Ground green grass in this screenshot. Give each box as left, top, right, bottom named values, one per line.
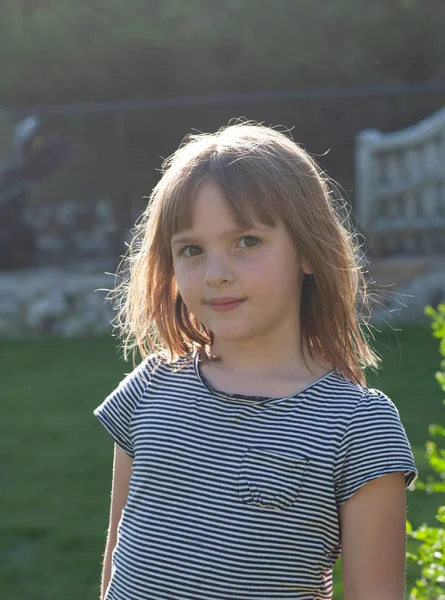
left=1, top=323, right=443, bottom=599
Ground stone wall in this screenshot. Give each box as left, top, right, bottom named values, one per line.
left=0, top=256, right=444, bottom=339
left=0, top=261, right=115, bottom=338
left=23, top=197, right=119, bottom=266
left=366, top=255, right=445, bottom=324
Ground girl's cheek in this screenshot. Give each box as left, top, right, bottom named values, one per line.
left=175, top=261, right=205, bottom=293
left=175, top=269, right=197, bottom=294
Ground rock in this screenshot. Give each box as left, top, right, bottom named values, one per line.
left=0, top=262, right=115, bottom=338
left=27, top=290, right=68, bottom=330
left=370, top=265, right=445, bottom=325
left=0, top=292, right=20, bottom=319
left=20, top=198, right=118, bottom=266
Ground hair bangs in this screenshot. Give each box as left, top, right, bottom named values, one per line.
left=156, top=167, right=204, bottom=245
left=209, top=152, right=282, bottom=229
left=158, top=150, right=283, bottom=252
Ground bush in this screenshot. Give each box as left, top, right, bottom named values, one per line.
left=407, top=304, right=445, bottom=599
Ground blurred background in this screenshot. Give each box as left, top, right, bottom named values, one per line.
left=1, top=1, right=445, bottom=598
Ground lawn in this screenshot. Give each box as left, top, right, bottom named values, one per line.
left=1, top=323, right=443, bottom=599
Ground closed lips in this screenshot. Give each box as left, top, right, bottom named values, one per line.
left=207, top=297, right=245, bottom=305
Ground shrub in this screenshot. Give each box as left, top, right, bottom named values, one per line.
left=406, top=304, right=445, bottom=599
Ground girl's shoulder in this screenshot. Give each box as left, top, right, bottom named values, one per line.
left=128, top=351, right=195, bottom=385
left=327, top=368, right=368, bottom=400
left=328, top=370, right=402, bottom=417
left=93, top=352, right=195, bottom=457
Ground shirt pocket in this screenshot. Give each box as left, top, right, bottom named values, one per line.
left=237, top=446, right=310, bottom=510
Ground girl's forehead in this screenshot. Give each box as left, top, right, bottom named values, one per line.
left=170, top=181, right=277, bottom=237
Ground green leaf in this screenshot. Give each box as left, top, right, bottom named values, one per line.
left=429, top=424, right=445, bottom=437
left=425, top=305, right=437, bottom=318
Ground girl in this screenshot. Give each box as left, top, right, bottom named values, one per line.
left=94, top=122, right=418, bottom=600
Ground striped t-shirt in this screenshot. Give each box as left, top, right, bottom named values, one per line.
left=94, top=352, right=418, bottom=600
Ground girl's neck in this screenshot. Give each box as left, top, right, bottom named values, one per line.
left=200, top=339, right=333, bottom=400
left=208, top=334, right=331, bottom=379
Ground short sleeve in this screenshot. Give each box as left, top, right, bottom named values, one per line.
left=334, top=388, right=418, bottom=506
left=93, top=356, right=157, bottom=457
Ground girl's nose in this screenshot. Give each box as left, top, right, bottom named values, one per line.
left=205, top=266, right=234, bottom=287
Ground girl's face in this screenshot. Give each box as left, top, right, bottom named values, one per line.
left=171, top=180, right=312, bottom=347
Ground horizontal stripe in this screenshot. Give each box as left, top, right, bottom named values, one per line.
left=94, top=352, right=418, bottom=599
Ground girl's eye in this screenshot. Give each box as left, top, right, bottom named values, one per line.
left=238, top=236, right=261, bottom=249
left=180, top=245, right=202, bottom=257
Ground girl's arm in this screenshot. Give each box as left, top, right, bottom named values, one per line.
left=101, top=443, right=133, bottom=600
left=338, top=472, right=407, bottom=599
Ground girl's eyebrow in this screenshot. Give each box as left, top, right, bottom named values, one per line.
left=171, top=226, right=269, bottom=246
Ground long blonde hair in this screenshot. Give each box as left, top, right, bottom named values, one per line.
left=110, top=121, right=380, bottom=385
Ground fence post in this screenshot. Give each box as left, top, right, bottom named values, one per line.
left=354, top=129, right=380, bottom=237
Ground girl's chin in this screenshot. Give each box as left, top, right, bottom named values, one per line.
left=208, top=327, right=255, bottom=344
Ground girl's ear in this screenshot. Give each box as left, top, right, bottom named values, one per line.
left=301, top=256, right=313, bottom=275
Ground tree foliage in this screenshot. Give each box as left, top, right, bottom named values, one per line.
left=1, top=0, right=445, bottom=107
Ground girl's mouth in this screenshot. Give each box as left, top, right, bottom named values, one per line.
left=207, top=298, right=246, bottom=312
